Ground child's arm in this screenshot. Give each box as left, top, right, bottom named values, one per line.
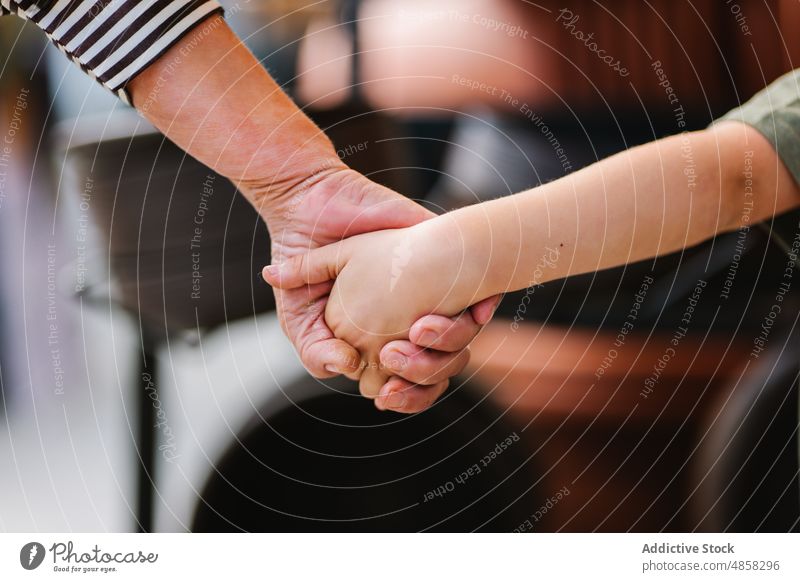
left=438, top=121, right=800, bottom=300
left=264, top=121, right=800, bottom=404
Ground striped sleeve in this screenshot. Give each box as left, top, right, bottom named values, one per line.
left=0, top=0, right=224, bottom=104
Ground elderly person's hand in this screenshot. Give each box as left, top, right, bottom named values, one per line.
left=259, top=167, right=498, bottom=412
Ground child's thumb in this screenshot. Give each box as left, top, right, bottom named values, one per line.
left=262, top=244, right=345, bottom=289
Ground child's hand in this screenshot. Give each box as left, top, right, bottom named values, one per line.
left=263, top=216, right=491, bottom=407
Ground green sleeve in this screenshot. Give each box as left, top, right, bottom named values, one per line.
left=715, top=69, right=800, bottom=187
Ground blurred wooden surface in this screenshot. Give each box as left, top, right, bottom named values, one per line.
left=467, top=319, right=750, bottom=531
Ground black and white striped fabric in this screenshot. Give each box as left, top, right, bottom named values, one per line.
left=0, top=0, right=224, bottom=104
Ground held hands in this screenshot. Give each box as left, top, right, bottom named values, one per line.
left=264, top=211, right=496, bottom=410
left=250, top=165, right=498, bottom=414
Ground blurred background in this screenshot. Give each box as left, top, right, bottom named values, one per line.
left=0, top=0, right=799, bottom=532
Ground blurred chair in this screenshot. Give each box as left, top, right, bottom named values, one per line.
left=59, top=111, right=275, bottom=531
left=61, top=113, right=274, bottom=339
left=193, top=376, right=538, bottom=532
left=692, top=319, right=800, bottom=532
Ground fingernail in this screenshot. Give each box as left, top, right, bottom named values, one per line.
left=381, top=391, right=407, bottom=411
left=264, top=265, right=279, bottom=278
left=417, top=329, right=437, bottom=346
left=386, top=350, right=408, bottom=371
left=324, top=364, right=340, bottom=374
